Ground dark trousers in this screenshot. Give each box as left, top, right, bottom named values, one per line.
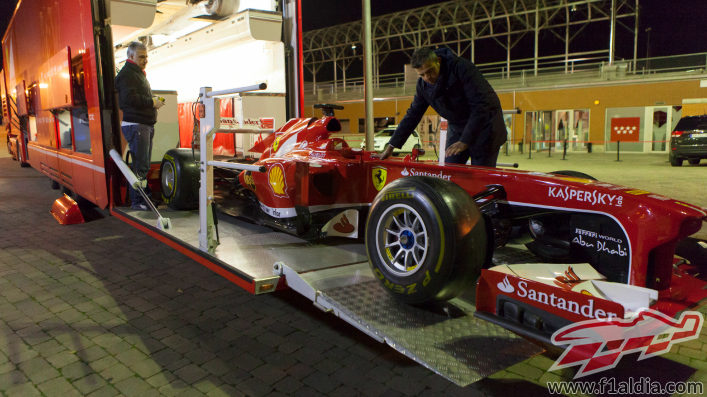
left=121, top=124, right=154, bottom=205
left=444, top=124, right=500, bottom=167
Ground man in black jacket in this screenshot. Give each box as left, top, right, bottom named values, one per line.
left=115, top=41, right=164, bottom=210
left=377, top=47, right=506, bottom=166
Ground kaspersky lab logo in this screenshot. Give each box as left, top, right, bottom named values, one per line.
left=550, top=309, right=704, bottom=378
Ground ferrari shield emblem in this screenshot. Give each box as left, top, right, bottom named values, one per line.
left=372, top=166, right=387, bottom=191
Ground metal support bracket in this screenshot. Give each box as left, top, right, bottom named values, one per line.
left=109, top=148, right=172, bottom=230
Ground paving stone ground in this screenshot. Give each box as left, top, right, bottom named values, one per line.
left=0, top=153, right=705, bottom=397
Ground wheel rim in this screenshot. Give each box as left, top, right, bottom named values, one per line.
left=374, top=203, right=428, bottom=277
left=161, top=162, right=175, bottom=198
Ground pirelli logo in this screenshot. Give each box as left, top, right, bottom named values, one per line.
left=381, top=188, right=415, bottom=201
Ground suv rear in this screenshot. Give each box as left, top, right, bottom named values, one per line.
left=670, top=115, right=707, bottom=166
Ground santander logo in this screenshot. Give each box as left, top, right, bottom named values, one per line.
left=497, top=276, right=515, bottom=293
left=494, top=274, right=620, bottom=320
left=400, top=167, right=451, bottom=180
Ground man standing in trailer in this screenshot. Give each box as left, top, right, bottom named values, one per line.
left=377, top=47, right=507, bottom=166
left=115, top=41, right=165, bottom=210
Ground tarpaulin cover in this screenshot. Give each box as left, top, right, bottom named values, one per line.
left=178, top=99, right=235, bottom=156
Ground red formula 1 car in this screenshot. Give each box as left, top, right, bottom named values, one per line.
left=161, top=104, right=707, bottom=342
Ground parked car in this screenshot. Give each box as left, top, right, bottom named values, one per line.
left=669, top=115, right=707, bottom=166
left=360, top=125, right=421, bottom=154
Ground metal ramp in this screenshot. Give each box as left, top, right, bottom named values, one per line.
left=275, top=260, right=543, bottom=386
left=118, top=199, right=544, bottom=385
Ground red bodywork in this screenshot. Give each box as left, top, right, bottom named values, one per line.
left=3, top=0, right=110, bottom=208
left=240, top=115, right=706, bottom=326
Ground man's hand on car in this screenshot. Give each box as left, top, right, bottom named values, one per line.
left=445, top=141, right=469, bottom=157
left=371, top=144, right=394, bottom=160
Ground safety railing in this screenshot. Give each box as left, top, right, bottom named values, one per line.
left=306, top=52, right=707, bottom=103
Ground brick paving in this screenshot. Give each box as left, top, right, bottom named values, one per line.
left=0, top=154, right=705, bottom=396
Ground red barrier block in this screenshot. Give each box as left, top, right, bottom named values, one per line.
left=50, top=194, right=85, bottom=225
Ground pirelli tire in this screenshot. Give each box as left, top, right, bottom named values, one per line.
left=365, top=176, right=488, bottom=304
left=160, top=148, right=199, bottom=210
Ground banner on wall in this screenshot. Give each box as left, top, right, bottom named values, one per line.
left=610, top=117, right=640, bottom=142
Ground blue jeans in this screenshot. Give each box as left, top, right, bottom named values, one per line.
left=121, top=124, right=154, bottom=205
left=444, top=123, right=500, bottom=167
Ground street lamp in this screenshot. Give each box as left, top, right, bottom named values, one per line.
left=645, top=27, right=652, bottom=71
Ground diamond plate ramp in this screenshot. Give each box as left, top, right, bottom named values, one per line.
left=321, top=280, right=542, bottom=386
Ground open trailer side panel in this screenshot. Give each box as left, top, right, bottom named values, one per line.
left=2, top=0, right=116, bottom=208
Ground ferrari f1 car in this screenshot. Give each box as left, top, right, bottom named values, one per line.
left=160, top=104, right=707, bottom=342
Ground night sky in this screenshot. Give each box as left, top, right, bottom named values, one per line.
left=1, top=0, right=706, bottom=69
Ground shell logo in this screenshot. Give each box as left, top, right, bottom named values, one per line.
left=268, top=164, right=287, bottom=196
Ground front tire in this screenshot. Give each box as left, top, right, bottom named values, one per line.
left=525, top=214, right=574, bottom=262
left=160, top=149, right=199, bottom=210
left=365, top=176, right=487, bottom=304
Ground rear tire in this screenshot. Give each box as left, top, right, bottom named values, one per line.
left=160, top=149, right=199, bottom=210
left=688, top=158, right=700, bottom=165
left=365, top=176, right=487, bottom=304
left=670, top=153, right=683, bottom=166
left=17, top=141, right=30, bottom=167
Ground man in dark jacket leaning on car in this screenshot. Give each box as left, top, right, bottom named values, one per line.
left=377, top=47, right=507, bottom=166
left=115, top=41, right=165, bottom=210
